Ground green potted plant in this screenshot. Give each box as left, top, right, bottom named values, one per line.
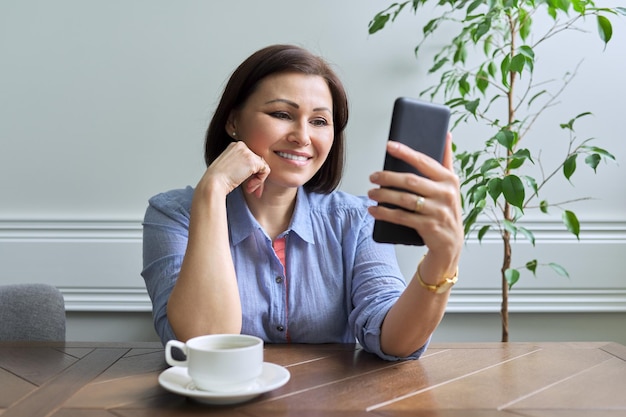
left=369, top=0, right=624, bottom=341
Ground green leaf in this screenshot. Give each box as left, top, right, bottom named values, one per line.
left=561, top=112, right=592, bottom=130
left=505, top=268, right=520, bottom=289
left=471, top=185, right=488, bottom=204
left=528, top=90, right=547, bottom=107
left=368, top=14, right=390, bottom=34
left=518, top=45, right=534, bottom=72
left=519, top=10, right=532, bottom=41
left=507, top=158, right=524, bottom=170
left=515, top=149, right=534, bottom=163
left=465, top=99, right=480, bottom=115
left=423, top=18, right=439, bottom=36
left=473, top=17, right=491, bottom=42
left=508, top=149, right=533, bottom=170
left=554, top=0, right=569, bottom=12
left=518, top=226, right=536, bottom=246
left=476, top=70, right=489, bottom=94
left=467, top=0, right=483, bottom=15
left=454, top=42, right=467, bottom=64
left=463, top=207, right=482, bottom=236
left=585, top=154, right=601, bottom=172
left=477, top=225, right=490, bottom=243
left=518, top=45, right=535, bottom=60
left=571, top=0, right=586, bottom=14
left=581, top=145, right=615, bottom=160
left=368, top=2, right=409, bottom=34
left=522, top=175, right=538, bottom=195
left=597, top=15, right=612, bottom=44
left=503, top=219, right=517, bottom=237
left=563, top=154, right=577, bottom=181
left=458, top=153, right=471, bottom=171
left=510, top=53, right=526, bottom=74
left=549, top=262, right=570, bottom=278
left=526, top=259, right=538, bottom=276
left=483, top=34, right=493, bottom=56
left=459, top=75, right=471, bottom=97
left=480, top=158, right=501, bottom=174
left=500, top=55, right=511, bottom=88
left=540, top=200, right=549, bottom=214
left=487, top=177, right=502, bottom=203
left=511, top=205, right=524, bottom=222
left=495, top=130, right=515, bottom=151
left=429, top=58, right=449, bottom=73
left=487, top=61, right=497, bottom=78
left=562, top=210, right=580, bottom=240
left=461, top=172, right=483, bottom=188
left=502, top=174, right=525, bottom=210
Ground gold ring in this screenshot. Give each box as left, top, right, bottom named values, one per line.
left=414, top=195, right=425, bottom=213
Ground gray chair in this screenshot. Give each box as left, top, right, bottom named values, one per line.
left=0, top=283, right=66, bottom=341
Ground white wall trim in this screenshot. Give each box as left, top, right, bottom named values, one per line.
left=1, top=218, right=146, bottom=312
left=3, top=217, right=624, bottom=241
left=60, top=287, right=152, bottom=312
left=466, top=218, right=626, bottom=243
left=2, top=218, right=625, bottom=313
left=0, top=219, right=142, bottom=240
left=447, top=288, right=626, bottom=313
left=56, top=287, right=626, bottom=313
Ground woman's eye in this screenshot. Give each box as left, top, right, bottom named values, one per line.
left=271, top=111, right=291, bottom=120
left=311, top=118, right=329, bottom=127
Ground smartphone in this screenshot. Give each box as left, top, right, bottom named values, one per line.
left=372, top=97, right=451, bottom=245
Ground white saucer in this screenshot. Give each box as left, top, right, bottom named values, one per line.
left=158, top=362, right=290, bottom=405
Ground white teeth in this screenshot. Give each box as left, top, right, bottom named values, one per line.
left=276, top=152, right=308, bottom=161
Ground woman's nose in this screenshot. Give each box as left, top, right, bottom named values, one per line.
left=287, top=121, right=311, bottom=146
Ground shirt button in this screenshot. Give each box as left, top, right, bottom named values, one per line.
left=275, top=276, right=284, bottom=284
left=276, top=325, right=284, bottom=332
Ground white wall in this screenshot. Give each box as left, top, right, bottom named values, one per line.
left=1, top=1, right=625, bottom=343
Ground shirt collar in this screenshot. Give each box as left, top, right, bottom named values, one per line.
left=227, top=187, right=315, bottom=245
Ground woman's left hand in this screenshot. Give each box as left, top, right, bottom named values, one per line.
left=367, top=133, right=463, bottom=259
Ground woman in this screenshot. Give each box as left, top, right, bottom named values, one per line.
left=142, top=44, right=463, bottom=360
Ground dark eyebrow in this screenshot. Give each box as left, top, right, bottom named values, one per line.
left=265, top=98, right=331, bottom=114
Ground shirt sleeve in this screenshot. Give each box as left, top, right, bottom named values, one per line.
left=141, top=188, right=193, bottom=345
left=348, top=213, right=429, bottom=361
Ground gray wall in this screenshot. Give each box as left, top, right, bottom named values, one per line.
left=2, top=1, right=625, bottom=344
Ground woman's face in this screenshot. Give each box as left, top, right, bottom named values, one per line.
left=226, top=72, right=334, bottom=191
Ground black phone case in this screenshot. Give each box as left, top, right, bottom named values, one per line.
left=372, top=97, right=451, bottom=245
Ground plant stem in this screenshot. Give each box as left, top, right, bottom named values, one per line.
left=500, top=11, right=519, bottom=343
left=501, top=217, right=511, bottom=343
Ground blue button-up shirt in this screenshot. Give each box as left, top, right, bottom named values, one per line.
left=141, top=186, right=427, bottom=360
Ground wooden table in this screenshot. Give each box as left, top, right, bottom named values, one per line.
left=1, top=341, right=625, bottom=416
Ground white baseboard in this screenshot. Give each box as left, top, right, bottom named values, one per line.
left=2, top=218, right=625, bottom=313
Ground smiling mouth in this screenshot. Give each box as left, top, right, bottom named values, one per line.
left=275, top=151, right=310, bottom=162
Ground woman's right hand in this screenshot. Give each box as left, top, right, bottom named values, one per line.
left=196, top=141, right=271, bottom=199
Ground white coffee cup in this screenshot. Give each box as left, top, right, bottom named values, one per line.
left=165, top=334, right=263, bottom=393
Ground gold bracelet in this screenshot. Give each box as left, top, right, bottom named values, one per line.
left=416, top=255, right=458, bottom=294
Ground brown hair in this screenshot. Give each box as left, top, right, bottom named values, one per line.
left=204, top=44, right=349, bottom=193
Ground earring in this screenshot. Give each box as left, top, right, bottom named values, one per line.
left=232, top=131, right=237, bottom=137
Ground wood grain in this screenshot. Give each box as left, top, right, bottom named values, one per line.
left=1, top=341, right=624, bottom=417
